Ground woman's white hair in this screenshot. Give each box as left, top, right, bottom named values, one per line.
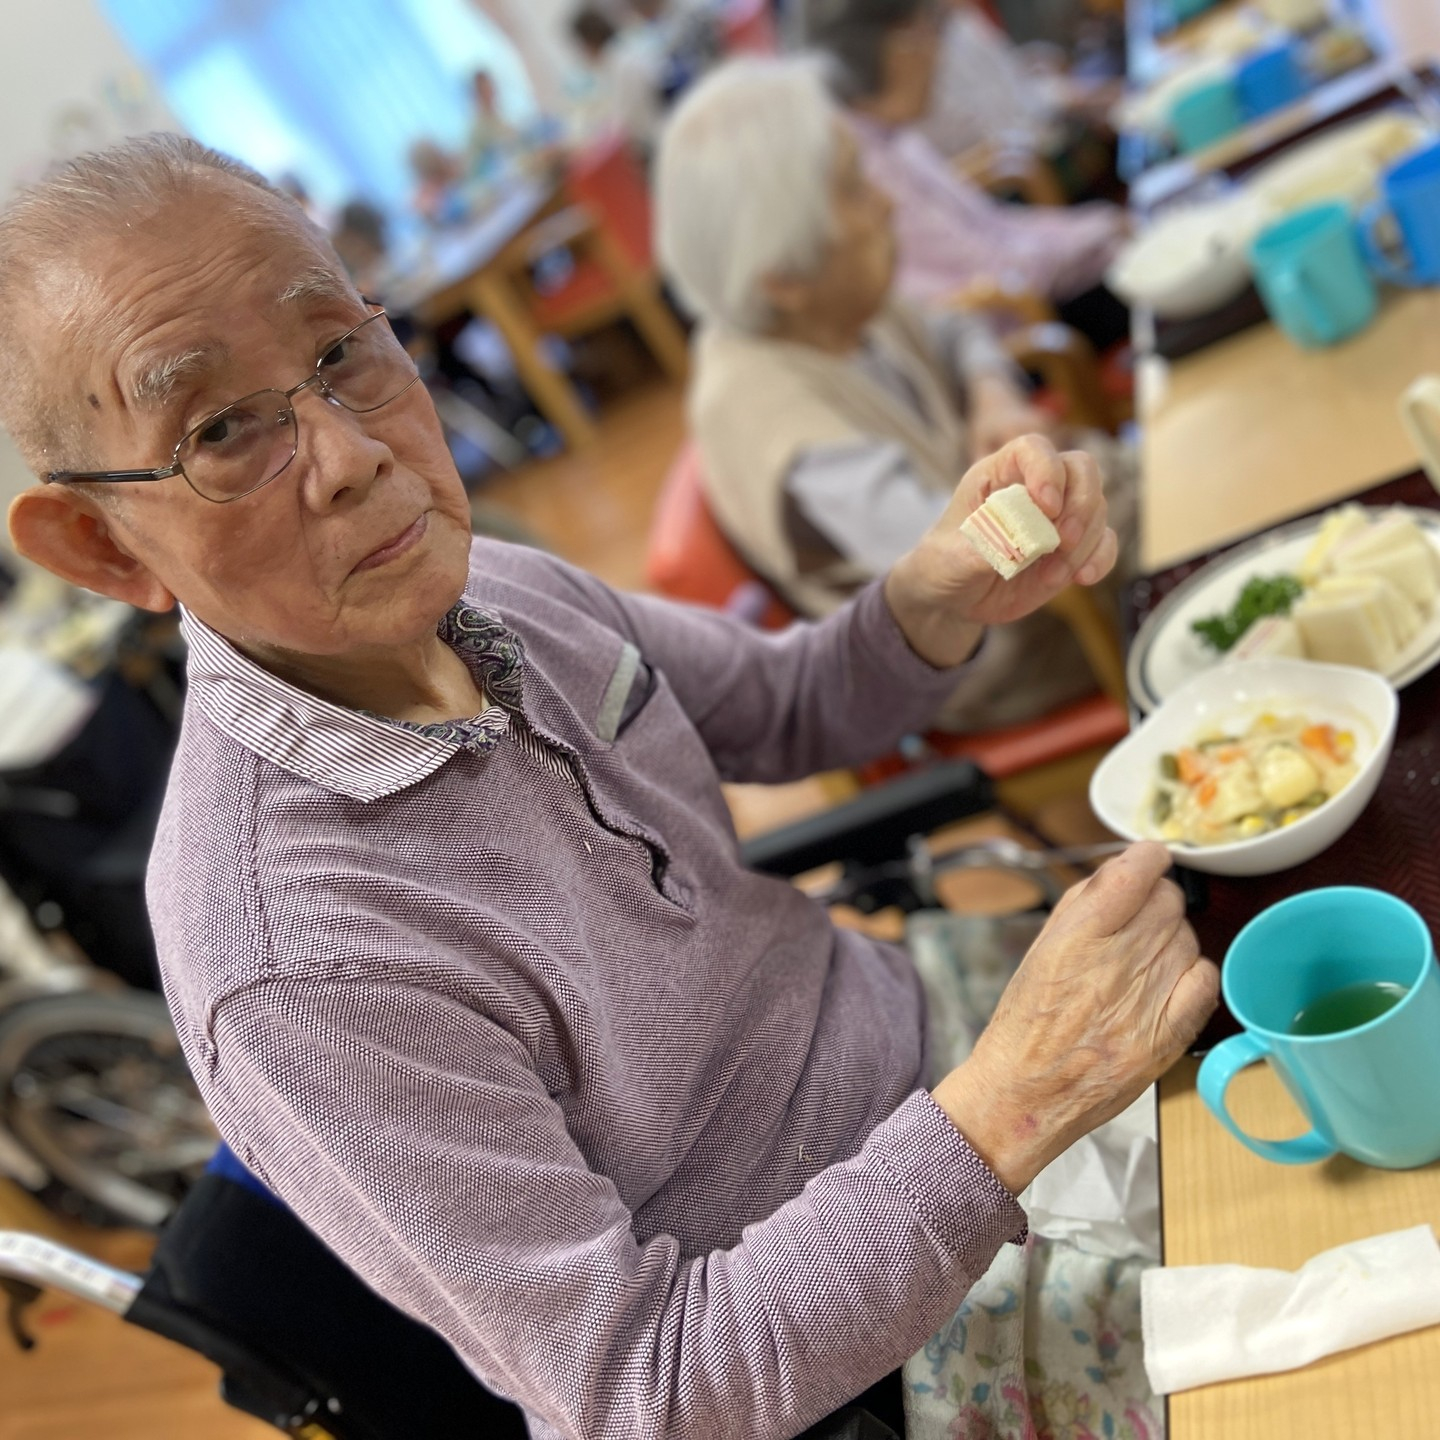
left=655, top=57, right=838, bottom=333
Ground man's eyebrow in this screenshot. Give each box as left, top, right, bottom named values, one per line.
left=277, top=266, right=357, bottom=309
left=129, top=341, right=230, bottom=409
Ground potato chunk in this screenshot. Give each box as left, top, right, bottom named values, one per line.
left=1257, top=744, right=1321, bottom=811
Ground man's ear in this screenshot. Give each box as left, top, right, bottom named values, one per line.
left=7, top=486, right=175, bottom=612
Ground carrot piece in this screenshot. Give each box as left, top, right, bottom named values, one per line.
left=1195, top=777, right=1218, bottom=809
left=1300, top=724, right=1339, bottom=761
left=1177, top=749, right=1208, bottom=785
left=1215, top=746, right=1244, bottom=764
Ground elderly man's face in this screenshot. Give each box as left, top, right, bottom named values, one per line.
left=19, top=183, right=473, bottom=660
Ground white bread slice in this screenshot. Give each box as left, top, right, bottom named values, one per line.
left=1232, top=615, right=1304, bottom=660
left=1330, top=518, right=1439, bottom=609
left=1300, top=504, right=1369, bottom=583
left=1294, top=578, right=1399, bottom=670
left=959, top=484, right=1061, bottom=580
left=1312, top=572, right=1417, bottom=649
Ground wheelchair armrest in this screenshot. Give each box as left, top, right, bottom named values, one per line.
left=740, top=761, right=993, bottom=877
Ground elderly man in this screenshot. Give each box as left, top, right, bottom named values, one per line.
left=2, top=136, right=1214, bottom=1440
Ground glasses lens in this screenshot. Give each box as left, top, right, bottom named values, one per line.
left=178, top=391, right=298, bottom=502
left=316, top=313, right=419, bottom=414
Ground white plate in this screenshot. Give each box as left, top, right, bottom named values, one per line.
left=1128, top=506, right=1440, bottom=713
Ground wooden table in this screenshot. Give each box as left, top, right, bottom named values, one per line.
left=1159, top=1057, right=1440, bottom=1439
left=1130, top=57, right=1439, bottom=214
left=386, top=179, right=602, bottom=452
left=1139, top=285, right=1440, bottom=570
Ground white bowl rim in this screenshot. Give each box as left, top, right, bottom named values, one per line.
left=1091, top=659, right=1399, bottom=858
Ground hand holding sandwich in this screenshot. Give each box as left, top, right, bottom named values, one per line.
left=885, top=435, right=1118, bottom=668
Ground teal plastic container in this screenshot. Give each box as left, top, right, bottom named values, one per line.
left=1249, top=201, right=1378, bottom=347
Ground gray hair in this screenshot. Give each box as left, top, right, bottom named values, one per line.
left=655, top=58, right=839, bottom=333
left=0, top=133, right=311, bottom=477
left=795, top=0, right=931, bottom=102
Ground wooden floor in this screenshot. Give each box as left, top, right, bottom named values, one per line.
left=0, top=376, right=1111, bottom=1438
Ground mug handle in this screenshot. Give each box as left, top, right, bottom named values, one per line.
left=1271, top=266, right=1337, bottom=346
left=1197, top=1032, right=1338, bottom=1164
left=1359, top=197, right=1418, bottom=288
left=1401, top=375, right=1440, bottom=495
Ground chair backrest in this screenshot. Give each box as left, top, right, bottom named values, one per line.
left=127, top=1166, right=528, bottom=1439
left=722, top=0, right=779, bottom=54
left=565, top=130, right=654, bottom=272
left=645, top=442, right=794, bottom=629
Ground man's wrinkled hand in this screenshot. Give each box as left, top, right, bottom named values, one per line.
left=884, top=434, right=1118, bottom=668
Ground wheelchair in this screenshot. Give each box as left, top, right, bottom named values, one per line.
left=1, top=759, right=1110, bottom=1440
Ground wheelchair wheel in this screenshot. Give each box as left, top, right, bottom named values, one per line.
left=0, top=990, right=215, bottom=1229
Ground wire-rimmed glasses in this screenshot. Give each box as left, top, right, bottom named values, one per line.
left=46, top=309, right=421, bottom=504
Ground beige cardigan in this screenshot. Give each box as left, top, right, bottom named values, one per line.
left=689, top=303, right=1129, bottom=731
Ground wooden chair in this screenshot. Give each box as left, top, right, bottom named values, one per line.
left=494, top=134, right=689, bottom=426
left=949, top=280, right=1134, bottom=432
left=955, top=140, right=1068, bottom=207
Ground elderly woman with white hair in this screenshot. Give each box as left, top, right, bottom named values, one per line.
left=657, top=58, right=1134, bottom=733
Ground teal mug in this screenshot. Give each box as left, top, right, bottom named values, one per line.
left=1249, top=201, right=1378, bottom=348
left=1198, top=888, right=1440, bottom=1169
left=1170, top=77, right=1243, bottom=153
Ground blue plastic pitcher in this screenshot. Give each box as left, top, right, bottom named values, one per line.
left=1360, top=139, right=1440, bottom=287
left=1236, top=41, right=1308, bottom=120
left=1198, top=888, right=1440, bottom=1169
left=1250, top=202, right=1378, bottom=347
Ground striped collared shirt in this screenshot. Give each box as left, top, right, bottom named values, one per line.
left=150, top=538, right=1025, bottom=1440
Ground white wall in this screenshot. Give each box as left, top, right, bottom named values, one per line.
left=0, top=0, right=177, bottom=562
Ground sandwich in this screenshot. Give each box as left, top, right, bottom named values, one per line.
left=1300, top=505, right=1370, bottom=583
left=1231, top=615, right=1304, bottom=660
left=1329, top=512, right=1439, bottom=609
left=960, top=484, right=1061, bottom=580
left=1294, top=575, right=1400, bottom=671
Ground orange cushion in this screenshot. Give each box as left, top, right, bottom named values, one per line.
left=645, top=443, right=792, bottom=628
left=858, top=693, right=1130, bottom=785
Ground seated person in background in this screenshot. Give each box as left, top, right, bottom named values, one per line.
left=407, top=138, right=466, bottom=227
left=657, top=58, right=1135, bottom=733
left=921, top=0, right=1123, bottom=202
left=331, top=199, right=390, bottom=298
left=465, top=69, right=521, bottom=182
left=5, top=133, right=1213, bottom=1440
left=570, top=5, right=664, bottom=154
left=797, top=0, right=1131, bottom=352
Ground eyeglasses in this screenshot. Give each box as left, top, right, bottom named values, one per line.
left=46, top=309, right=421, bottom=505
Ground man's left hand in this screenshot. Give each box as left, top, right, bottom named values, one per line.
left=884, top=434, right=1117, bottom=669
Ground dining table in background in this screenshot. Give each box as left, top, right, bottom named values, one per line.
left=385, top=177, right=601, bottom=453
left=1128, top=469, right=1440, bottom=1440
left=1138, top=284, right=1440, bottom=570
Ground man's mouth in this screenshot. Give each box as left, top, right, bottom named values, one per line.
left=353, top=513, right=429, bottom=574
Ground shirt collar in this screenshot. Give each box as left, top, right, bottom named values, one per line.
left=180, top=599, right=526, bottom=804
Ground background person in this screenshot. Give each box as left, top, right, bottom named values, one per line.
left=797, top=0, right=1132, bottom=351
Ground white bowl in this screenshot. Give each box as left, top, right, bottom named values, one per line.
left=1089, top=659, right=1398, bottom=876
left=1107, top=195, right=1270, bottom=319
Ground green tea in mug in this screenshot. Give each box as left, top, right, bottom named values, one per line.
left=1290, top=980, right=1409, bottom=1036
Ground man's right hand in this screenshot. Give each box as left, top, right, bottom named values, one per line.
left=931, top=841, right=1218, bottom=1195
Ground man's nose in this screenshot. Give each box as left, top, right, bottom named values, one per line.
left=291, top=387, right=392, bottom=509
